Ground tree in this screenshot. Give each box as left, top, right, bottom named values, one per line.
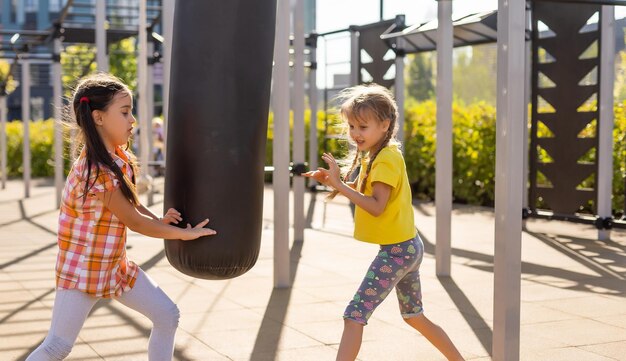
left=452, top=44, right=497, bottom=105
left=0, top=59, right=16, bottom=95
left=61, top=37, right=137, bottom=97
left=406, top=52, right=435, bottom=101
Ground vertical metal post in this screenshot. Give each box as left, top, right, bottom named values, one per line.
left=523, top=4, right=531, bottom=216
left=138, top=0, right=150, bottom=187
left=598, top=5, right=615, bottom=241
left=146, top=38, right=155, bottom=206
left=435, top=0, right=453, bottom=276
left=22, top=59, right=31, bottom=198
left=0, top=95, right=6, bottom=189
left=350, top=27, right=359, bottom=86
left=293, top=0, right=306, bottom=242
left=96, top=0, right=108, bottom=72
left=493, top=0, right=525, bottom=359
left=53, top=37, right=64, bottom=207
left=162, top=0, right=175, bottom=161
left=274, top=0, right=291, bottom=288
left=395, top=47, right=405, bottom=144
left=308, top=33, right=319, bottom=187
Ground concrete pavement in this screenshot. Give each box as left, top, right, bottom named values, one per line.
left=0, top=178, right=624, bottom=360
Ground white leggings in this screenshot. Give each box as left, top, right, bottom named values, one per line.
left=26, top=269, right=180, bottom=361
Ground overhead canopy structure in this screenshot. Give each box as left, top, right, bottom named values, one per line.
left=0, top=0, right=161, bottom=58
left=381, top=10, right=498, bottom=53
left=381, top=8, right=626, bottom=55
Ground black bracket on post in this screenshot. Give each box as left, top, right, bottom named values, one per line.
left=290, top=162, right=308, bottom=176
left=594, top=216, right=613, bottom=230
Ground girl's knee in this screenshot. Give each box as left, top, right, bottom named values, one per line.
left=154, top=304, right=180, bottom=329
left=403, top=313, right=428, bottom=328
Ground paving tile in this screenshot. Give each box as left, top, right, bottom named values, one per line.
left=580, top=340, right=626, bottom=360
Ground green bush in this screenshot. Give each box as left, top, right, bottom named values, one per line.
left=4, top=119, right=70, bottom=178
left=403, top=99, right=497, bottom=206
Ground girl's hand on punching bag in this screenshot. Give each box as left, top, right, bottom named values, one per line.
left=161, top=208, right=183, bottom=225
left=180, top=218, right=217, bottom=241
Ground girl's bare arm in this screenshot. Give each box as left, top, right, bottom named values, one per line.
left=96, top=189, right=215, bottom=240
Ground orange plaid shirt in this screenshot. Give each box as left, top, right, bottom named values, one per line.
left=56, top=146, right=139, bottom=298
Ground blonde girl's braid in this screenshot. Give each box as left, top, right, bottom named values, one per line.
left=359, top=128, right=393, bottom=193
left=326, top=150, right=360, bottom=200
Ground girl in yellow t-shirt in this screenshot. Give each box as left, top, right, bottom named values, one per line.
left=304, top=84, right=464, bottom=361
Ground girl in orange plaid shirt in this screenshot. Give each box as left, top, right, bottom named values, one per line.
left=27, top=73, right=216, bottom=361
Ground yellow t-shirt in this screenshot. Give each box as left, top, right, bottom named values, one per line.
left=354, top=145, right=416, bottom=245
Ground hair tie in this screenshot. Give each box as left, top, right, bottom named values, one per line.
left=79, top=96, right=90, bottom=104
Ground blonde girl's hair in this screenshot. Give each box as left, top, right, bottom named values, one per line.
left=327, top=83, right=399, bottom=200
left=68, top=73, right=140, bottom=205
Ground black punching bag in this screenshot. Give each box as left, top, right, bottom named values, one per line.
left=164, top=0, right=276, bottom=279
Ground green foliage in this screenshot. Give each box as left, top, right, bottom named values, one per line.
left=109, top=38, right=138, bottom=91
left=0, top=59, right=16, bottom=94
left=403, top=99, right=496, bottom=205
left=3, top=119, right=70, bottom=178
left=5, top=102, right=626, bottom=215
left=406, top=53, right=435, bottom=101
left=452, top=44, right=497, bottom=105
left=61, top=38, right=138, bottom=97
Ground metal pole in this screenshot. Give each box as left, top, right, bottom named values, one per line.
left=293, top=0, right=306, bottom=242
left=146, top=38, right=155, bottom=206
left=308, top=33, right=319, bottom=187
left=96, top=0, right=108, bottom=72
left=350, top=27, right=359, bottom=86
left=395, top=46, right=405, bottom=144
left=53, top=37, right=64, bottom=207
left=0, top=95, right=6, bottom=189
left=598, top=5, right=615, bottom=241
left=435, top=0, right=453, bottom=277
left=522, top=4, right=531, bottom=217
left=138, top=0, right=150, bottom=193
left=274, top=0, right=291, bottom=288
left=22, top=59, right=31, bottom=198
left=161, top=0, right=175, bottom=162
left=493, top=0, right=525, bottom=359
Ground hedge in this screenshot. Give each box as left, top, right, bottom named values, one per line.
left=4, top=101, right=626, bottom=214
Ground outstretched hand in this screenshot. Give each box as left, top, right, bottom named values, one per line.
left=302, top=168, right=330, bottom=185
left=303, top=153, right=342, bottom=189
left=181, top=218, right=217, bottom=241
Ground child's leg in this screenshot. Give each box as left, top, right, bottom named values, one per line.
left=26, top=289, right=98, bottom=361
left=339, top=241, right=423, bottom=361
left=115, top=268, right=179, bottom=361
left=404, top=314, right=464, bottom=361
left=336, top=319, right=364, bottom=361
left=395, top=237, right=464, bottom=361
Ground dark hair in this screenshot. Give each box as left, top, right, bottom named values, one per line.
left=328, top=83, right=399, bottom=200
left=70, top=73, right=139, bottom=205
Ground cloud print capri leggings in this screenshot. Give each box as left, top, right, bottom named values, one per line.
left=344, top=236, right=425, bottom=325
